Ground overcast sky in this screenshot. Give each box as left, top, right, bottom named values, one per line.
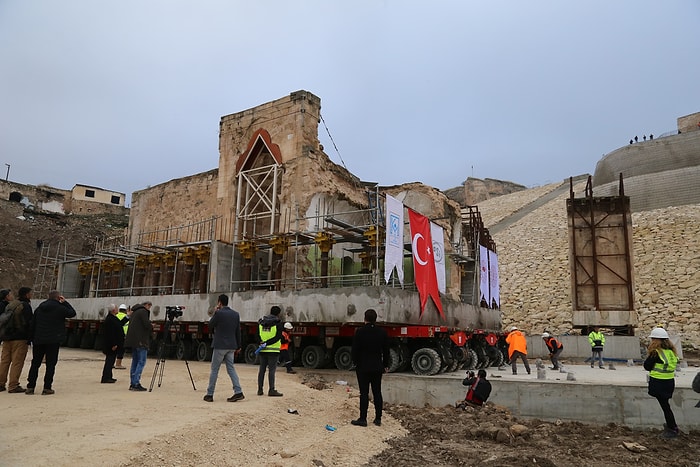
left=1, top=1, right=698, bottom=205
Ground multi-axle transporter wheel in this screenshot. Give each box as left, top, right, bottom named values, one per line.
left=301, top=345, right=326, bottom=369
left=411, top=348, right=441, bottom=376
left=333, top=346, right=353, bottom=370
left=176, top=339, right=193, bottom=360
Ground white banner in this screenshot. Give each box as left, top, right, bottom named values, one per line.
left=479, top=245, right=490, bottom=305
left=488, top=249, right=500, bottom=308
left=384, top=194, right=404, bottom=285
left=430, top=222, right=446, bottom=294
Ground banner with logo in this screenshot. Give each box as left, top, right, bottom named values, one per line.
left=489, top=249, right=500, bottom=308
left=384, top=194, right=404, bottom=285
left=430, top=221, right=446, bottom=294
left=479, top=245, right=490, bottom=305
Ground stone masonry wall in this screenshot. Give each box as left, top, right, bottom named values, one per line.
left=128, top=169, right=219, bottom=245
left=481, top=179, right=700, bottom=347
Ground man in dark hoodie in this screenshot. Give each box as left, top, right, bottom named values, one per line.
left=124, top=301, right=152, bottom=392
left=0, top=287, right=33, bottom=393
left=26, top=290, right=76, bottom=395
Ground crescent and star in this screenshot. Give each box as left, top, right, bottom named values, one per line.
left=412, top=233, right=429, bottom=266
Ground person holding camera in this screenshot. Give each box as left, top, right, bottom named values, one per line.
left=203, top=294, right=244, bottom=403
left=124, top=301, right=152, bottom=391
left=460, top=369, right=492, bottom=408
left=588, top=327, right=605, bottom=369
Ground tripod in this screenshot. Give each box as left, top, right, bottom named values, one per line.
left=149, top=317, right=197, bottom=392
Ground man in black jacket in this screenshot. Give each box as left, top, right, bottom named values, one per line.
left=0, top=287, right=33, bottom=393
left=124, top=301, right=152, bottom=391
left=26, top=290, right=76, bottom=395
left=101, top=304, right=124, bottom=384
left=350, top=308, right=390, bottom=427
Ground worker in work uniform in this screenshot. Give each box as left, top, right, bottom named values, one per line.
left=542, top=332, right=563, bottom=370
left=279, top=322, right=296, bottom=374
left=505, top=326, right=530, bottom=375
left=588, top=327, right=605, bottom=369
left=257, top=305, right=284, bottom=397
left=644, top=327, right=680, bottom=439
left=460, top=369, right=492, bottom=408
left=114, top=304, right=129, bottom=370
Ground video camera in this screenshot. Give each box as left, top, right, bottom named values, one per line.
left=165, top=305, right=185, bottom=321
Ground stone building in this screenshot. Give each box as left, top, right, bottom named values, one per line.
left=127, top=90, right=467, bottom=301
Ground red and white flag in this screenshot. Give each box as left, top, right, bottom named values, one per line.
left=408, top=209, right=444, bottom=318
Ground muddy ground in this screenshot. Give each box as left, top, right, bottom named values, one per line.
left=1, top=348, right=698, bottom=467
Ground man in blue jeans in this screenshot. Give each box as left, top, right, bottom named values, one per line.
left=203, top=294, right=244, bottom=402
left=124, top=301, right=152, bottom=391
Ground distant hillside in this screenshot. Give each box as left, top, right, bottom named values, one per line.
left=0, top=199, right=127, bottom=294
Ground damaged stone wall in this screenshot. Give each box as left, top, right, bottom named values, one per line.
left=128, top=169, right=219, bottom=245
left=444, top=177, right=527, bottom=207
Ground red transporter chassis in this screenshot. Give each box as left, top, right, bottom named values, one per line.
left=63, top=319, right=505, bottom=376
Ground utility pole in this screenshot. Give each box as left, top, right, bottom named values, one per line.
left=4, top=163, right=9, bottom=181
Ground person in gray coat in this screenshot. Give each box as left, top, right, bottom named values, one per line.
left=25, top=290, right=76, bottom=395
left=203, top=294, right=244, bottom=402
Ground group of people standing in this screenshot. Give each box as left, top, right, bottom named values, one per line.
left=0, top=288, right=76, bottom=395
left=500, top=324, right=682, bottom=439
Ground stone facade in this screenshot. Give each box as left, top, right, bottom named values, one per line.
left=128, top=169, right=219, bottom=245
left=677, top=111, right=700, bottom=134
left=479, top=182, right=700, bottom=347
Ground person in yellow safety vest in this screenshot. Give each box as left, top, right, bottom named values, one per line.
left=588, top=327, right=605, bottom=369
left=114, top=304, right=129, bottom=370
left=257, top=306, right=284, bottom=397
left=644, top=327, right=680, bottom=439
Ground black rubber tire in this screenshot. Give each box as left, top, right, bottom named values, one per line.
left=196, top=340, right=213, bottom=362
left=333, top=345, right=353, bottom=370
left=465, top=348, right=479, bottom=370
left=80, top=331, right=95, bottom=349
left=67, top=331, right=80, bottom=348
left=244, top=343, right=258, bottom=364
left=176, top=339, right=192, bottom=360
left=397, top=345, right=411, bottom=372
left=411, top=347, right=441, bottom=376
left=387, top=347, right=401, bottom=373
left=301, top=345, right=326, bottom=369
left=93, top=333, right=104, bottom=351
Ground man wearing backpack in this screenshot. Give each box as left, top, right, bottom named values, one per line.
left=0, top=287, right=34, bottom=393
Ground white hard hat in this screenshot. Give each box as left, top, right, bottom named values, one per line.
left=542, top=332, right=550, bottom=338
left=284, top=322, right=293, bottom=330
left=118, top=304, right=127, bottom=310
left=510, top=326, right=518, bottom=331
left=649, top=327, right=669, bottom=339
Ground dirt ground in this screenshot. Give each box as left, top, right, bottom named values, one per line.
left=2, top=348, right=699, bottom=467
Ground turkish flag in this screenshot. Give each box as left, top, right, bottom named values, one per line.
left=408, top=209, right=444, bottom=319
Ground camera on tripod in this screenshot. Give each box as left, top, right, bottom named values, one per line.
left=165, top=305, right=184, bottom=321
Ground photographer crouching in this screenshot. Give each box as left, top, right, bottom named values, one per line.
left=457, top=369, right=492, bottom=409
